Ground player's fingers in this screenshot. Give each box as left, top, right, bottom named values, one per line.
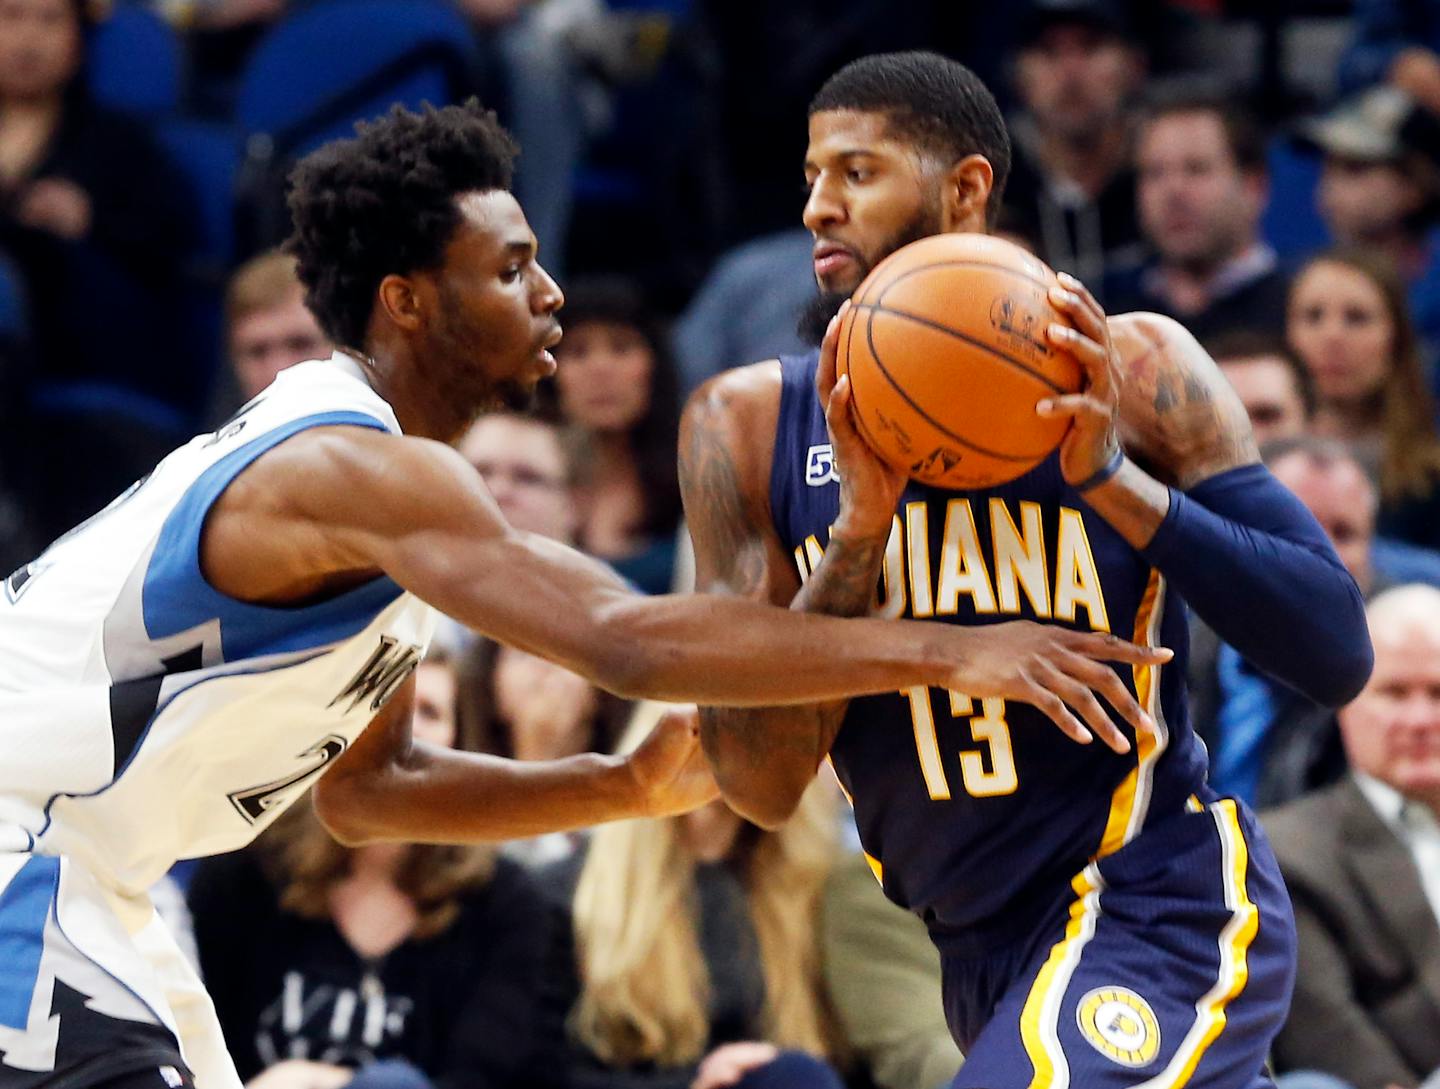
left=1060, top=651, right=1147, bottom=745
left=1035, top=393, right=1108, bottom=423
left=1067, top=630, right=1174, bottom=666
left=1046, top=322, right=1111, bottom=383
left=1048, top=283, right=1106, bottom=345
left=1020, top=676, right=1094, bottom=746
left=815, top=301, right=849, bottom=402
left=1036, top=661, right=1129, bottom=753
left=1058, top=270, right=1109, bottom=326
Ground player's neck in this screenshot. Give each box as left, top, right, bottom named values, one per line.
left=351, top=342, right=471, bottom=444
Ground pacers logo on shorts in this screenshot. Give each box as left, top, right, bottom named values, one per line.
left=1076, top=986, right=1160, bottom=1067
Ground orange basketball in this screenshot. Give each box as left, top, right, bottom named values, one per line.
left=835, top=233, right=1082, bottom=490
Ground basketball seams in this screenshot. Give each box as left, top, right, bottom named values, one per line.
left=859, top=305, right=1039, bottom=464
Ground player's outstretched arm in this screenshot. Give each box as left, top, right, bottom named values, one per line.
left=207, top=424, right=1167, bottom=746
left=313, top=684, right=718, bottom=845
left=1038, top=276, right=1373, bottom=705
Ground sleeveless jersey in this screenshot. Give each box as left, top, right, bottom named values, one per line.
left=769, top=351, right=1207, bottom=948
left=0, top=353, right=437, bottom=896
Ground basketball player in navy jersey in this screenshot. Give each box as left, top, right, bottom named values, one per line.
left=681, top=54, right=1374, bottom=1088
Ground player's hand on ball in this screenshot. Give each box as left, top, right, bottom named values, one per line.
left=819, top=303, right=907, bottom=541
left=626, top=706, right=720, bottom=818
left=1037, top=273, right=1124, bottom=486
left=941, top=621, right=1173, bottom=753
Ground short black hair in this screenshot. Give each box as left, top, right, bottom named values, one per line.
left=286, top=100, right=519, bottom=350
left=1139, top=87, right=1267, bottom=175
left=809, top=51, right=1012, bottom=225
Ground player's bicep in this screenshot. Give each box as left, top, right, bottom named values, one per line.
left=679, top=371, right=797, bottom=607
left=1111, top=313, right=1260, bottom=489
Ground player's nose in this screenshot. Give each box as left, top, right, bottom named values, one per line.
left=803, top=178, right=846, bottom=232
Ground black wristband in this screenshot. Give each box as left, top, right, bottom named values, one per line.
left=1073, top=446, right=1126, bottom=493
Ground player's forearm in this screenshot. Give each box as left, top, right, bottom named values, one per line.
left=1091, top=460, right=1373, bottom=706
left=698, top=533, right=889, bottom=827
left=316, top=744, right=643, bottom=845
left=594, top=591, right=949, bottom=705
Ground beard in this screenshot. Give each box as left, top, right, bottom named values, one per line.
left=795, top=200, right=946, bottom=346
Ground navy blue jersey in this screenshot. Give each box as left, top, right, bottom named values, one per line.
left=769, top=351, right=1209, bottom=947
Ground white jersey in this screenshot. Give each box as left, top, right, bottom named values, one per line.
left=0, top=354, right=436, bottom=1087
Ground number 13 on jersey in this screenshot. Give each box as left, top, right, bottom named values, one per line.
left=905, top=687, right=1018, bottom=799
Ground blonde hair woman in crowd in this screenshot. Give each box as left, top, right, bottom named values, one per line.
left=539, top=705, right=847, bottom=1089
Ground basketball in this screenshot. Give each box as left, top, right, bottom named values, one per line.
left=835, top=233, right=1083, bottom=490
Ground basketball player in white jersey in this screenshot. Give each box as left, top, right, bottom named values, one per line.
left=0, top=101, right=1169, bottom=1089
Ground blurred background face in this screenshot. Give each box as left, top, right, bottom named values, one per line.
left=1136, top=111, right=1260, bottom=268
left=1269, top=452, right=1375, bottom=592
left=410, top=660, right=458, bottom=749
left=1014, top=26, right=1139, bottom=141
left=458, top=415, right=577, bottom=541
left=1318, top=158, right=1427, bottom=245
left=1339, top=608, right=1440, bottom=799
left=554, top=320, right=654, bottom=433
left=491, top=646, right=598, bottom=761
left=0, top=0, right=81, bottom=102
left=1287, top=261, right=1393, bottom=405
left=229, top=287, right=330, bottom=401
left=1216, top=355, right=1308, bottom=447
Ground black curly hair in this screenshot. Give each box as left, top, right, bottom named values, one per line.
left=809, top=51, right=1012, bottom=226
left=286, top=100, right=519, bottom=351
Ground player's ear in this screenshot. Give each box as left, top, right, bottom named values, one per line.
left=377, top=274, right=424, bottom=333
left=943, top=155, right=994, bottom=234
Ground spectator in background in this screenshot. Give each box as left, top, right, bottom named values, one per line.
left=544, top=277, right=683, bottom=594
left=1206, top=329, right=1314, bottom=447
left=153, top=0, right=289, bottom=118
left=458, top=412, right=579, bottom=544
left=1339, top=0, right=1440, bottom=113
left=1, top=0, right=199, bottom=541
left=1003, top=0, right=1147, bottom=292
left=1106, top=89, right=1288, bottom=340
left=1287, top=248, right=1440, bottom=549
left=537, top=710, right=848, bottom=1089
left=189, top=648, right=550, bottom=1089
left=1265, top=584, right=1440, bottom=1089
left=1189, top=437, right=1440, bottom=811
left=1298, top=86, right=1440, bottom=349
left=220, top=250, right=330, bottom=412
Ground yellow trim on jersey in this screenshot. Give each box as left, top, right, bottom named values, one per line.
left=1131, top=798, right=1259, bottom=1089
left=863, top=851, right=884, bottom=884
left=1020, top=865, right=1105, bottom=1089
left=1097, top=570, right=1166, bottom=858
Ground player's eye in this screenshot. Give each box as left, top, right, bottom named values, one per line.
left=501, top=264, right=523, bottom=283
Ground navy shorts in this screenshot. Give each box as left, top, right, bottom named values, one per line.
left=942, top=795, right=1296, bottom=1089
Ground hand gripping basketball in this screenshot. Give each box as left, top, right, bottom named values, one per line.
left=1036, top=273, right=1126, bottom=488
left=937, top=621, right=1173, bottom=754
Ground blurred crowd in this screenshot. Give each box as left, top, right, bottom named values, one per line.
left=6, top=0, right=1440, bottom=1086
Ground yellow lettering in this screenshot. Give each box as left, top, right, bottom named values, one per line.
left=906, top=502, right=934, bottom=618
left=1054, top=507, right=1110, bottom=631
left=990, top=498, right=1051, bottom=618
left=873, top=515, right=908, bottom=619
left=935, top=499, right=996, bottom=615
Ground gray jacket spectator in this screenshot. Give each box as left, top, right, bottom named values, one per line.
left=819, top=852, right=961, bottom=1089
left=1265, top=585, right=1440, bottom=1088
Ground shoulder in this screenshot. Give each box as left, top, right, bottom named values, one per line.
left=1106, top=311, right=1258, bottom=488
left=680, top=361, right=785, bottom=481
